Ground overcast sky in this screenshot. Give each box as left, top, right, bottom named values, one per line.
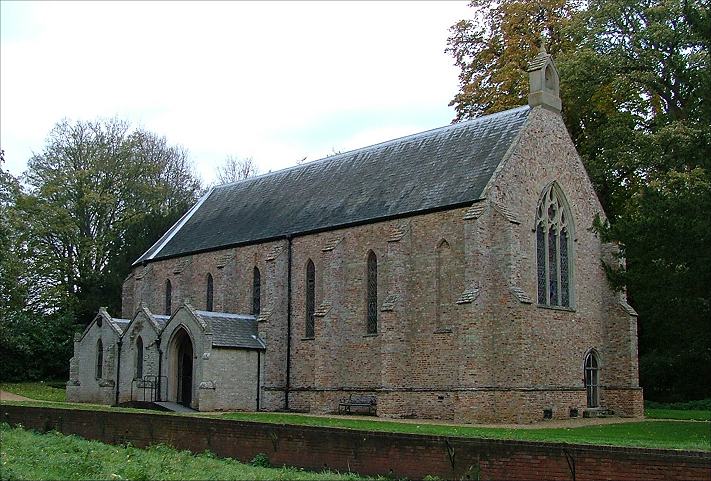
left=1, top=1, right=471, bottom=184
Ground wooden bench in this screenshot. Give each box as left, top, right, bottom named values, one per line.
left=338, top=394, right=377, bottom=415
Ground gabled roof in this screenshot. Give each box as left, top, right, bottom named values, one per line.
left=78, top=308, right=128, bottom=341
left=123, top=306, right=170, bottom=336
left=136, top=105, right=530, bottom=264
left=194, top=310, right=265, bottom=350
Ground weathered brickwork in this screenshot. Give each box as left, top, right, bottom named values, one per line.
left=75, top=55, right=643, bottom=422
left=114, top=105, right=643, bottom=422
left=5, top=406, right=709, bottom=481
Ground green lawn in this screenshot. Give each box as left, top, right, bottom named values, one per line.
left=0, top=423, right=376, bottom=480
left=1, top=381, right=66, bottom=402
left=3, top=385, right=709, bottom=452
left=646, top=408, right=711, bottom=421
left=217, top=412, right=710, bottom=451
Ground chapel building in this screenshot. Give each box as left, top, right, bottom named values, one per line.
left=67, top=51, right=644, bottom=423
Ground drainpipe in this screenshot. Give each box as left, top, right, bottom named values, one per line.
left=114, top=338, right=123, bottom=406
left=156, top=338, right=163, bottom=402
left=285, top=234, right=293, bottom=410
left=256, top=350, right=261, bottom=411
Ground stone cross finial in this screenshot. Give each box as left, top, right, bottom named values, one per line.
left=526, top=43, right=561, bottom=113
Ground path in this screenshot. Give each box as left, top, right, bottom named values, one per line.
left=0, top=390, right=32, bottom=402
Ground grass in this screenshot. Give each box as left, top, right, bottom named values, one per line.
left=645, top=408, right=711, bottom=421
left=646, top=399, right=711, bottom=411
left=0, top=381, right=66, bottom=402
left=217, top=412, right=710, bottom=451
left=3, top=384, right=709, bottom=451
left=0, top=423, right=376, bottom=480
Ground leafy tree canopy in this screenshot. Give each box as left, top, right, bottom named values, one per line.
left=1, top=118, right=203, bottom=381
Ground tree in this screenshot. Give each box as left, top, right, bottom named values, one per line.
left=1, top=153, right=76, bottom=381
left=448, top=0, right=711, bottom=400
left=216, top=155, right=259, bottom=184
left=18, top=118, right=202, bottom=325
left=446, top=0, right=583, bottom=120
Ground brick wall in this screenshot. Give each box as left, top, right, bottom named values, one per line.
left=108, top=105, right=644, bottom=422
left=2, top=406, right=709, bottom=481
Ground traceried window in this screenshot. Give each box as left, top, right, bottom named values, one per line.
left=96, top=339, right=103, bottom=379
left=536, top=183, right=573, bottom=307
left=252, top=267, right=261, bottom=316
left=366, top=251, right=378, bottom=334
left=136, top=336, right=144, bottom=379
left=165, top=280, right=172, bottom=316
left=305, top=260, right=315, bottom=338
left=206, top=273, right=214, bottom=312
left=584, top=350, right=600, bottom=408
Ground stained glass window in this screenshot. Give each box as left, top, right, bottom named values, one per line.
left=548, top=227, right=558, bottom=305
left=560, top=229, right=570, bottom=307
left=252, top=267, right=261, bottom=316
left=165, top=280, right=172, bottom=316
left=535, top=183, right=573, bottom=307
left=536, top=225, right=546, bottom=304
left=367, top=251, right=378, bottom=334
left=305, top=260, right=315, bottom=338
left=206, top=273, right=214, bottom=312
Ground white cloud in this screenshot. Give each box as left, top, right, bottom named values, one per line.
left=1, top=0, right=471, bottom=183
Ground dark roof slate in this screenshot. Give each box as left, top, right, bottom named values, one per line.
left=137, top=106, right=530, bottom=263
left=195, top=311, right=265, bottom=350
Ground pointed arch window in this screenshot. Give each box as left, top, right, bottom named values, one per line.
left=206, top=273, right=214, bottom=312
left=584, top=351, right=600, bottom=408
left=135, top=336, right=144, bottom=379
left=96, top=339, right=103, bottom=379
left=366, top=251, right=378, bottom=334
left=305, top=260, right=315, bottom=338
left=252, top=267, right=261, bottom=316
left=536, top=183, right=573, bottom=307
left=165, top=280, right=172, bottom=316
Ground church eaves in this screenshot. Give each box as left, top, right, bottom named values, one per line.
left=135, top=105, right=531, bottom=264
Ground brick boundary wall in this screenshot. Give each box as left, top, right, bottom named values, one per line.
left=2, top=405, right=709, bottom=481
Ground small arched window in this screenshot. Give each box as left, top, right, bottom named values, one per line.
left=305, top=259, right=315, bottom=338
left=165, top=279, right=172, bottom=316
left=584, top=350, right=600, bottom=408
left=252, top=267, right=261, bottom=316
left=536, top=183, right=573, bottom=307
left=135, top=336, right=144, bottom=379
left=206, top=273, right=214, bottom=312
left=366, top=251, right=378, bottom=334
left=96, top=338, right=103, bottom=379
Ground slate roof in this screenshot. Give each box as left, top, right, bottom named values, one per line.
left=112, top=318, right=130, bottom=334
left=153, top=314, right=170, bottom=330
left=136, top=105, right=530, bottom=264
left=195, top=310, right=265, bottom=350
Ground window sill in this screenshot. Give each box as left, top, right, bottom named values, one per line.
left=301, top=337, right=315, bottom=341
left=537, top=304, right=575, bottom=312
left=363, top=333, right=378, bottom=338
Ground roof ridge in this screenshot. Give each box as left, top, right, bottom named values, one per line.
left=213, top=105, right=530, bottom=190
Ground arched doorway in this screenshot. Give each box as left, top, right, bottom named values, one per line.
left=173, top=328, right=194, bottom=407
left=584, top=350, right=600, bottom=408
